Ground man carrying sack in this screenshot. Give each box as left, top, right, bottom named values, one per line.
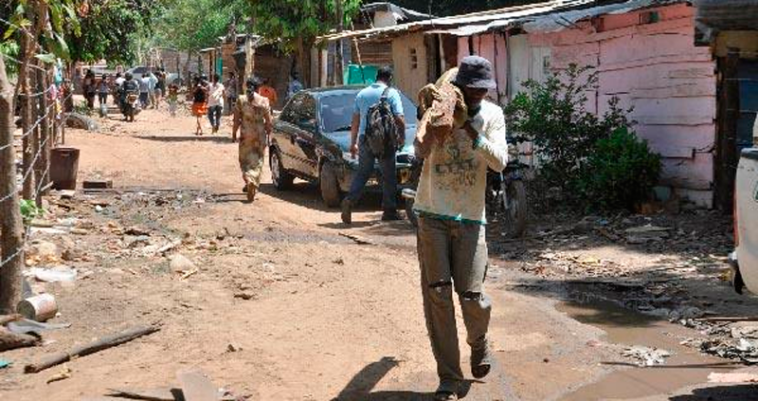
left=414, top=56, right=509, bottom=401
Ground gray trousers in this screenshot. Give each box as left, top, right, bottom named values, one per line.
left=417, top=216, right=492, bottom=383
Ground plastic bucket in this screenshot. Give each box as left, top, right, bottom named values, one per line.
left=50, top=147, right=80, bottom=190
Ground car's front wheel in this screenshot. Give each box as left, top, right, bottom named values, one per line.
left=320, top=161, right=342, bottom=208
left=270, top=149, right=294, bottom=190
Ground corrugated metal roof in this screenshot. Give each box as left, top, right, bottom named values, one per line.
left=361, top=2, right=435, bottom=21
left=317, top=0, right=592, bottom=42
left=522, top=0, right=687, bottom=33
left=319, top=0, right=690, bottom=41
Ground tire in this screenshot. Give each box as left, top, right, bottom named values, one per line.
left=320, top=162, right=342, bottom=208
left=270, top=149, right=294, bottom=190
left=503, top=180, right=528, bottom=238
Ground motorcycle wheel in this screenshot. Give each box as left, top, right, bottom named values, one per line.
left=503, top=180, right=528, bottom=238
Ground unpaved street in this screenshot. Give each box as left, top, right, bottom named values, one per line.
left=2, top=108, right=758, bottom=401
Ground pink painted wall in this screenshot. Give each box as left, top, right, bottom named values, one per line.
left=458, top=34, right=509, bottom=104
left=527, top=3, right=717, bottom=206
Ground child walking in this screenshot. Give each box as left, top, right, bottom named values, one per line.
left=167, top=83, right=179, bottom=117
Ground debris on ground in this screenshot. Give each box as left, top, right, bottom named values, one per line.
left=339, top=232, right=373, bottom=245
left=0, top=359, right=11, bottom=369
left=0, top=327, right=40, bottom=351
left=622, top=345, right=672, bottom=367
left=46, top=365, right=72, bottom=384
left=708, top=371, right=758, bottom=383
left=169, top=254, right=197, bottom=273
left=25, top=266, right=77, bottom=283
left=17, top=294, right=59, bottom=322
left=25, top=325, right=161, bottom=373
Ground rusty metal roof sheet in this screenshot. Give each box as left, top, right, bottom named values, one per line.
left=317, top=0, right=592, bottom=42
left=522, top=0, right=687, bottom=33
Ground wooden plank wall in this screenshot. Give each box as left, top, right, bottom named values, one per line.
left=528, top=3, right=717, bottom=207
left=392, top=33, right=429, bottom=99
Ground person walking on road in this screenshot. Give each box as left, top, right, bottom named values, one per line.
left=413, top=56, right=509, bottom=401
left=167, top=83, right=179, bottom=117
left=191, top=75, right=209, bottom=136
left=207, top=73, right=225, bottom=134
left=340, top=66, right=406, bottom=224
left=97, top=74, right=110, bottom=106
left=232, top=77, right=272, bottom=203
left=225, top=72, right=238, bottom=115
left=258, top=78, right=278, bottom=108
left=139, top=75, right=150, bottom=109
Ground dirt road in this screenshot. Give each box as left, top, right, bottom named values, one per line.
left=1, top=108, right=756, bottom=400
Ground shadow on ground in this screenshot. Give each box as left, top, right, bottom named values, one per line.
left=137, top=135, right=232, bottom=143
left=331, top=357, right=475, bottom=401
left=669, top=384, right=758, bottom=400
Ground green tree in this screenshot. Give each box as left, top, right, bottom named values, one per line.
left=248, top=0, right=363, bottom=83
left=66, top=0, right=158, bottom=65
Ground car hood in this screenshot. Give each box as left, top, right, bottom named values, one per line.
left=324, top=123, right=418, bottom=155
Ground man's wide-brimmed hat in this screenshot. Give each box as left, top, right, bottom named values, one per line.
left=453, top=56, right=496, bottom=90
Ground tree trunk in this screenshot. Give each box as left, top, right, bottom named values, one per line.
left=0, top=56, right=25, bottom=314
left=18, top=4, right=36, bottom=201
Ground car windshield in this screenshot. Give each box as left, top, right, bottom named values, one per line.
left=319, top=90, right=417, bottom=133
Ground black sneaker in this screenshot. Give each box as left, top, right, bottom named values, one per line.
left=341, top=199, right=352, bottom=225
left=381, top=210, right=402, bottom=221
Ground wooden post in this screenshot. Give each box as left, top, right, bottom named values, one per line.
left=335, top=0, right=344, bottom=85
left=34, top=63, right=48, bottom=206
left=0, top=56, right=25, bottom=314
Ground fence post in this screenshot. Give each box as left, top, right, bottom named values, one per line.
left=0, top=56, right=25, bottom=314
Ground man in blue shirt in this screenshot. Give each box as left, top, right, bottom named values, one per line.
left=341, top=66, right=406, bottom=224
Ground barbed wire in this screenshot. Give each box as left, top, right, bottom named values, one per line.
left=0, top=167, right=50, bottom=269
left=0, top=125, right=55, bottom=204
left=0, top=91, right=72, bottom=152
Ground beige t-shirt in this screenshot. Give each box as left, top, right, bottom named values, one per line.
left=414, top=100, right=509, bottom=224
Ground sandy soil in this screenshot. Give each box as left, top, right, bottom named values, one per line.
left=0, top=107, right=754, bottom=401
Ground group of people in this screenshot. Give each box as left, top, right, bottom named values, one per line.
left=79, top=68, right=171, bottom=115
left=188, top=72, right=283, bottom=136
left=340, top=57, right=508, bottom=401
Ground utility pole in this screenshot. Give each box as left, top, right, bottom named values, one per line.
left=0, top=56, right=25, bottom=314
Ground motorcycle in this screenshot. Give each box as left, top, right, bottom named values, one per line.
left=121, top=92, right=139, bottom=122
left=403, top=146, right=528, bottom=238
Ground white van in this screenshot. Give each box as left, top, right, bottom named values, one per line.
left=731, top=148, right=758, bottom=294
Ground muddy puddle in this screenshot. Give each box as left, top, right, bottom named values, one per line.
left=558, top=298, right=736, bottom=400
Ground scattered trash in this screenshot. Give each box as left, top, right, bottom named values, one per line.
left=233, top=292, right=255, bottom=301
left=339, top=232, right=373, bottom=245
left=622, top=345, right=671, bottom=367
left=169, top=254, right=196, bottom=273
left=46, top=365, right=72, bottom=384
left=125, top=226, right=151, bottom=236
left=181, top=269, right=199, bottom=280
left=82, top=180, right=113, bottom=189
left=6, top=319, right=71, bottom=336
left=227, top=343, right=242, bottom=353
left=0, top=326, right=40, bottom=351
left=0, top=359, right=10, bottom=369
left=25, top=266, right=77, bottom=283
left=107, top=387, right=178, bottom=401
left=17, top=294, right=59, bottom=322
left=177, top=368, right=218, bottom=401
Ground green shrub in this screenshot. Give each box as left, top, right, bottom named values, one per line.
left=504, top=64, right=661, bottom=211
left=578, top=127, right=662, bottom=210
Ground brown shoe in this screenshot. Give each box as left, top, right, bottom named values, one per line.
left=246, top=183, right=257, bottom=203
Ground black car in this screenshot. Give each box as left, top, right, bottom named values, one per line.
left=269, top=86, right=418, bottom=207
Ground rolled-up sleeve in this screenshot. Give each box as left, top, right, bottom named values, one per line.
left=474, top=110, right=509, bottom=171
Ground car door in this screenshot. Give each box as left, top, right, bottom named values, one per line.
left=273, top=94, right=305, bottom=173
left=291, top=94, right=319, bottom=178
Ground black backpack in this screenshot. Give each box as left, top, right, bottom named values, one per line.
left=365, top=87, right=399, bottom=159
left=193, top=86, right=206, bottom=103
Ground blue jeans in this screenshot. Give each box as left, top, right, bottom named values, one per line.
left=346, top=137, right=397, bottom=210
left=207, top=105, right=223, bottom=129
